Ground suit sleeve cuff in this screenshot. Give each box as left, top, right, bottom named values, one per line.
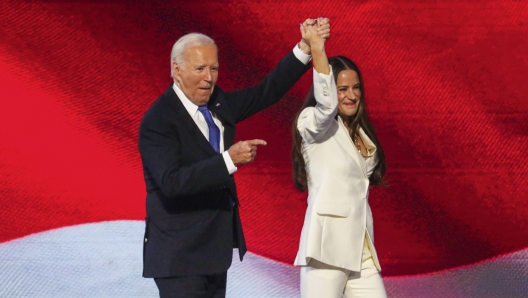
left=222, top=151, right=238, bottom=174
left=293, top=44, right=312, bottom=65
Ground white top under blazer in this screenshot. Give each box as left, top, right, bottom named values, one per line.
left=294, top=67, right=381, bottom=272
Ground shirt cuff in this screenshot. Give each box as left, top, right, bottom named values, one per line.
left=293, top=44, right=312, bottom=65
left=222, top=151, right=237, bottom=174
left=314, top=65, right=333, bottom=81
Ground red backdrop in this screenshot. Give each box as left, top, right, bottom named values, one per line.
left=1, top=0, right=527, bottom=279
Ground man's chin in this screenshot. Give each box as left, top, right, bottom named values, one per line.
left=194, top=97, right=210, bottom=106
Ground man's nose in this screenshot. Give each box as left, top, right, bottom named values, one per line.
left=203, top=68, right=212, bottom=82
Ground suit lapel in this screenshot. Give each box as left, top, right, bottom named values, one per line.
left=207, top=91, right=239, bottom=203
left=208, top=89, right=236, bottom=148
left=337, top=117, right=368, bottom=178
left=165, top=86, right=218, bottom=157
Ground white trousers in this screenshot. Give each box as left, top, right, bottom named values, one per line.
left=300, top=237, right=387, bottom=298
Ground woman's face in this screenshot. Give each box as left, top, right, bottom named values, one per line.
left=336, top=69, right=361, bottom=119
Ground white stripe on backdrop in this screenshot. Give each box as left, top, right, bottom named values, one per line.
left=0, top=221, right=526, bottom=298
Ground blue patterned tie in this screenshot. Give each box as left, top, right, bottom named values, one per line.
left=197, top=105, right=220, bottom=153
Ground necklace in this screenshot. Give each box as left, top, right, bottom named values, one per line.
left=352, top=134, right=362, bottom=152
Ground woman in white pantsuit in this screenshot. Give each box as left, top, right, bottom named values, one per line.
left=292, top=20, right=388, bottom=298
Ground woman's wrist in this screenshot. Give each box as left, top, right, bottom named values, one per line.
left=309, top=41, right=325, bottom=54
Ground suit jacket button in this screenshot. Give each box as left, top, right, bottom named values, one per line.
left=144, top=238, right=148, bottom=243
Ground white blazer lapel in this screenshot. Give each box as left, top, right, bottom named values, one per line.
left=337, top=117, right=368, bottom=178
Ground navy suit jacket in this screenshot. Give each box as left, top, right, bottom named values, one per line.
left=138, top=50, right=310, bottom=278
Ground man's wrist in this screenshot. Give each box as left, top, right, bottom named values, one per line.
left=293, top=42, right=312, bottom=64
left=222, top=151, right=237, bottom=174
left=297, top=41, right=311, bottom=55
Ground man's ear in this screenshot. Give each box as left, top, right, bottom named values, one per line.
left=172, top=62, right=181, bottom=81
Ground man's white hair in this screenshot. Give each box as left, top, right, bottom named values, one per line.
left=170, top=33, right=216, bottom=78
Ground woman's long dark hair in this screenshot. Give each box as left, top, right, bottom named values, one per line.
left=292, top=56, right=387, bottom=191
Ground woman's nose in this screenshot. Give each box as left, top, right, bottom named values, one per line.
left=347, top=90, right=356, bottom=100
left=352, top=89, right=361, bottom=100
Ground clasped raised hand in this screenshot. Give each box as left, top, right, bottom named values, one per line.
left=300, top=17, right=330, bottom=48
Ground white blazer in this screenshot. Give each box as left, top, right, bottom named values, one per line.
left=294, top=67, right=381, bottom=272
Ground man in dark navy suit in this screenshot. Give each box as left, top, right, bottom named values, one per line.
left=138, top=19, right=330, bottom=298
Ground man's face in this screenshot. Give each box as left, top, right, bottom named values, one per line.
left=172, top=44, right=219, bottom=106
